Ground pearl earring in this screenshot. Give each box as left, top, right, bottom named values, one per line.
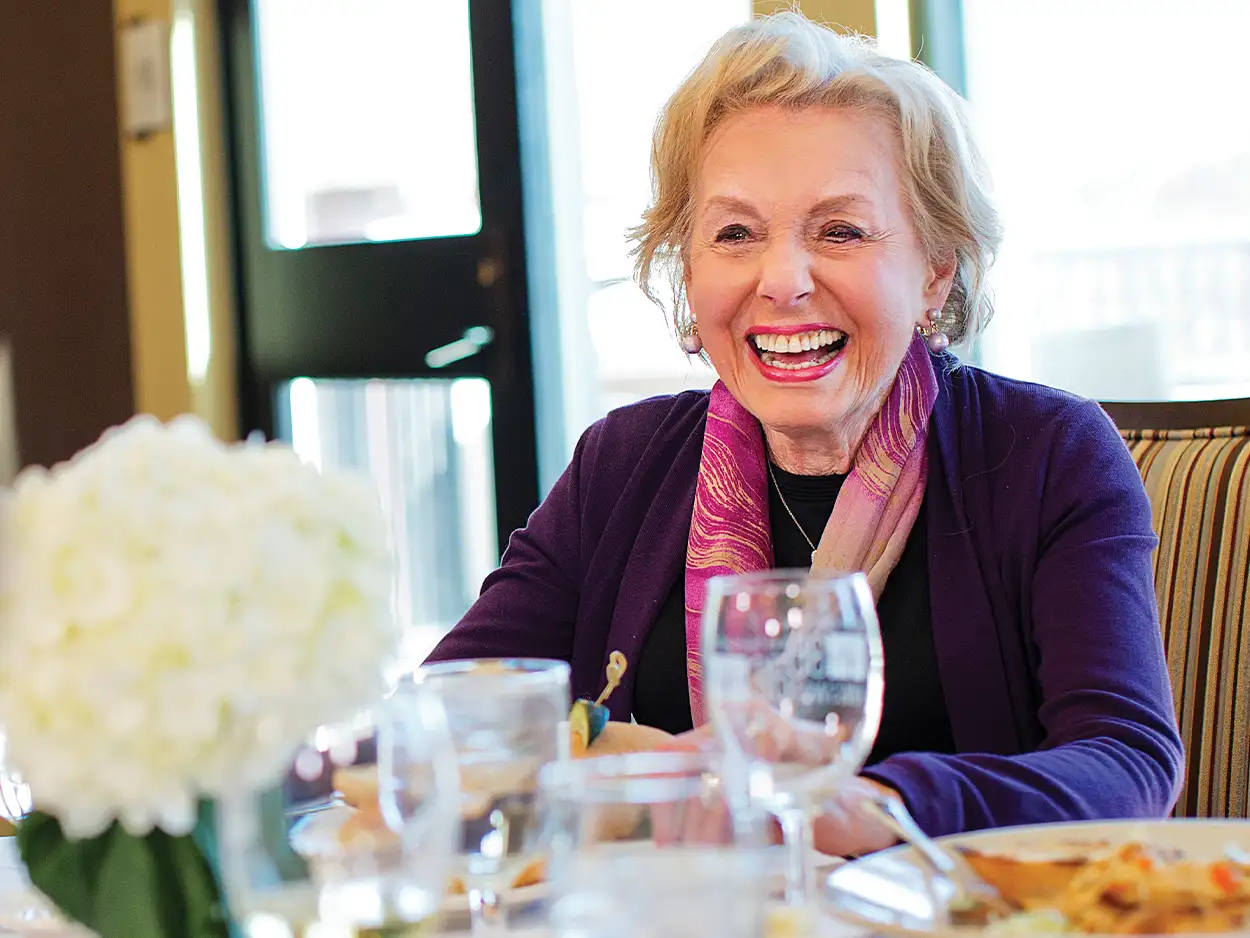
left=680, top=320, right=703, bottom=355
left=919, top=307, right=951, bottom=353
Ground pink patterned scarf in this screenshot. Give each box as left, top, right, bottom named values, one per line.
left=684, top=335, right=939, bottom=725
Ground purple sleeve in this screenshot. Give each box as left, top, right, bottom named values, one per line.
left=863, top=400, right=1184, bottom=836
left=423, top=422, right=599, bottom=665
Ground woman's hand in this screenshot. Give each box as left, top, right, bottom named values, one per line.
left=598, top=721, right=899, bottom=855
left=582, top=720, right=678, bottom=757
left=811, top=776, right=902, bottom=857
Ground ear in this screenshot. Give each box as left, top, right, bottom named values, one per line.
left=921, top=250, right=958, bottom=320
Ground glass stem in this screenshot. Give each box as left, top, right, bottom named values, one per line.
left=777, top=805, right=816, bottom=906
left=468, top=885, right=507, bottom=936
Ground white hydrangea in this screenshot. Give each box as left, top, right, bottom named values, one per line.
left=0, top=415, right=399, bottom=839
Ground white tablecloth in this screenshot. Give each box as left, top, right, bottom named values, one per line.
left=0, top=838, right=865, bottom=937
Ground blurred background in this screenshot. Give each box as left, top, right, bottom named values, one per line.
left=1, top=0, right=1247, bottom=666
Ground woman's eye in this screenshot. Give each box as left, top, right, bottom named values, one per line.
left=714, top=224, right=752, bottom=243
left=822, top=225, right=864, bottom=243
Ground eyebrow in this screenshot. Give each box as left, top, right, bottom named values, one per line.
left=700, top=193, right=873, bottom=219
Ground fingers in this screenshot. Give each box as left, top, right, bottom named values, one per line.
left=651, top=793, right=735, bottom=847
left=583, top=721, right=675, bottom=757
left=810, top=777, right=902, bottom=857
left=654, top=723, right=716, bottom=753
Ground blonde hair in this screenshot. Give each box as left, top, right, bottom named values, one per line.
left=630, top=11, right=1002, bottom=345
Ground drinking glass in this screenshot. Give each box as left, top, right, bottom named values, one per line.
left=415, top=659, right=569, bottom=937
left=703, top=570, right=884, bottom=907
left=540, top=750, right=771, bottom=938
left=218, top=694, right=457, bottom=938
left=316, top=685, right=461, bottom=935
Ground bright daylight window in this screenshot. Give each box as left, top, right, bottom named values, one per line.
left=546, top=0, right=751, bottom=452
left=963, top=0, right=1250, bottom=401
left=254, top=0, right=482, bottom=248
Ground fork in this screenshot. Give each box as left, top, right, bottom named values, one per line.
left=861, top=795, right=1018, bottom=923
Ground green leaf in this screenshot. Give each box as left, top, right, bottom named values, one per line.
left=169, top=827, right=230, bottom=937
left=94, top=830, right=166, bottom=938
left=17, top=810, right=232, bottom=938
left=147, top=831, right=189, bottom=935
left=15, top=811, right=59, bottom=855
left=17, top=811, right=103, bottom=925
left=193, top=801, right=242, bottom=938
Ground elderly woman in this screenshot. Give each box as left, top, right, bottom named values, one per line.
left=427, top=13, right=1183, bottom=854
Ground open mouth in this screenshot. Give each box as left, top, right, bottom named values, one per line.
left=748, top=328, right=848, bottom=371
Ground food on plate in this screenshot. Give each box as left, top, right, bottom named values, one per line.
left=446, top=858, right=547, bottom=895
left=333, top=764, right=379, bottom=811
left=961, top=841, right=1250, bottom=934
left=327, top=765, right=549, bottom=893
left=330, top=764, right=393, bottom=850
left=962, top=846, right=1097, bottom=908
left=333, top=801, right=393, bottom=850
left=313, top=801, right=547, bottom=894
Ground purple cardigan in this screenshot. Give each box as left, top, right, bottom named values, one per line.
left=428, top=359, right=1184, bottom=836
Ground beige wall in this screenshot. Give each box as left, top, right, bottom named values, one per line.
left=754, top=0, right=876, bottom=35
left=112, top=0, right=237, bottom=438
left=114, top=0, right=190, bottom=423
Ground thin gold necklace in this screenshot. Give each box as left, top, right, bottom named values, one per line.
left=767, top=461, right=819, bottom=566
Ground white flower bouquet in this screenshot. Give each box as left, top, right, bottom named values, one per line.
left=0, top=415, right=399, bottom=937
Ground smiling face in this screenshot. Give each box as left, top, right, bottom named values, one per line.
left=686, top=105, right=953, bottom=471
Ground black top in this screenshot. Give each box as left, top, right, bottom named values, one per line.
left=632, top=464, right=956, bottom=765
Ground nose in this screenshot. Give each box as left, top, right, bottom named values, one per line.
left=757, top=234, right=815, bottom=308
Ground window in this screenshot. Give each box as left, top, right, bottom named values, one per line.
left=542, top=0, right=752, bottom=459
left=961, top=1, right=1250, bottom=401
left=253, top=0, right=481, bottom=248
left=280, top=378, right=498, bottom=664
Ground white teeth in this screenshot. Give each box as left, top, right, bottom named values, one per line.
left=751, top=329, right=846, bottom=354
left=759, top=349, right=839, bottom=370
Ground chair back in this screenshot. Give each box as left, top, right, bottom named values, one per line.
left=1103, top=398, right=1250, bottom=817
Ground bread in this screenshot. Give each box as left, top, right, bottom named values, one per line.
left=446, top=858, right=547, bottom=894
left=334, top=804, right=395, bottom=850
left=328, top=770, right=549, bottom=893
left=332, top=765, right=379, bottom=811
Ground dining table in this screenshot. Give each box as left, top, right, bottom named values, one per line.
left=0, top=833, right=864, bottom=937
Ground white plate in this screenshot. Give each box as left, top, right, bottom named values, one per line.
left=824, top=818, right=1250, bottom=937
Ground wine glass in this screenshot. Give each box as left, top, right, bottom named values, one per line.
left=703, top=569, right=884, bottom=907
left=415, top=659, right=569, bottom=937
left=540, top=750, right=771, bottom=938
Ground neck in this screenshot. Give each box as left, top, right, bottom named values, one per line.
left=763, top=415, right=874, bottom=476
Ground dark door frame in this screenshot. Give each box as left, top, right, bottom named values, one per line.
left=217, top=0, right=544, bottom=546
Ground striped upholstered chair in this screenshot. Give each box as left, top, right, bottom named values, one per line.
left=1100, top=398, right=1250, bottom=818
